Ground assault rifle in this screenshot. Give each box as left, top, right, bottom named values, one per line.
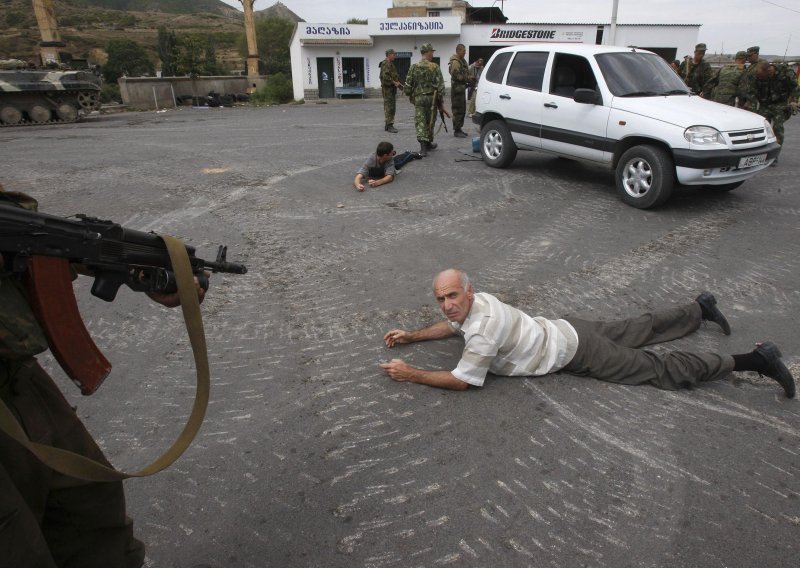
left=0, top=203, right=247, bottom=394
left=430, top=89, right=451, bottom=135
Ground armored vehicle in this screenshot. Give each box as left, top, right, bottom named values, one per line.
left=0, top=65, right=101, bottom=126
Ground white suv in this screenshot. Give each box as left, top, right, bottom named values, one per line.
left=473, top=44, right=781, bottom=208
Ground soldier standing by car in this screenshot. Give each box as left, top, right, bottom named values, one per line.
left=679, top=43, right=715, bottom=97
left=404, top=43, right=445, bottom=157
left=712, top=51, right=747, bottom=106
left=467, top=57, right=484, bottom=117
left=448, top=44, right=470, bottom=138
left=743, top=61, right=798, bottom=163
left=380, top=49, right=402, bottom=133
left=739, top=46, right=764, bottom=110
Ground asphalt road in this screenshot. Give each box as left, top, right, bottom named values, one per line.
left=1, top=100, right=798, bottom=568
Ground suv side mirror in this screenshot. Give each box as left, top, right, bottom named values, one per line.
left=574, top=88, right=599, bottom=105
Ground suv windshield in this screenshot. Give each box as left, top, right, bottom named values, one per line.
left=596, top=52, right=689, bottom=97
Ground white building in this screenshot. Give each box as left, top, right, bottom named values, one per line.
left=289, top=17, right=701, bottom=101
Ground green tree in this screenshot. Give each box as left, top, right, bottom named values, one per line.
left=238, top=17, right=294, bottom=76
left=175, top=34, right=222, bottom=77
left=177, top=34, right=204, bottom=77
left=157, top=26, right=179, bottom=77
left=346, top=18, right=367, bottom=24
left=103, top=39, right=154, bottom=83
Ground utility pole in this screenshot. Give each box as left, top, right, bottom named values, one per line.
left=609, top=0, right=619, bottom=46
left=239, top=0, right=261, bottom=91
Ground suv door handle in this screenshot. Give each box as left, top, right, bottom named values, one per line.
left=544, top=102, right=558, bottom=108
left=499, top=94, right=511, bottom=100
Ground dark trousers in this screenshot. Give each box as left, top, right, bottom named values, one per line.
left=0, top=359, right=145, bottom=568
left=563, top=302, right=734, bottom=390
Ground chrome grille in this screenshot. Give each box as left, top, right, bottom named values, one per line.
left=727, top=128, right=766, bottom=145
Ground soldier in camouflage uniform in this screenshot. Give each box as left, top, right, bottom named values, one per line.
left=404, top=43, right=445, bottom=157
left=448, top=44, right=470, bottom=138
left=679, top=43, right=716, bottom=97
left=0, top=188, right=205, bottom=567
left=711, top=51, right=747, bottom=106
left=743, top=61, right=798, bottom=161
left=380, top=49, right=402, bottom=133
left=738, top=46, right=765, bottom=110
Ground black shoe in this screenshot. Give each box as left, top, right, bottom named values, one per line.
left=454, top=130, right=468, bottom=138
left=418, top=141, right=427, bottom=157
left=754, top=342, right=796, bottom=398
left=427, top=141, right=438, bottom=150
left=696, top=291, right=731, bottom=335
left=386, top=124, right=398, bottom=133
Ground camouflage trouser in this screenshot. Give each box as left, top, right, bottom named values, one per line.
left=0, top=358, right=145, bottom=568
left=759, top=104, right=791, bottom=145
left=382, top=86, right=397, bottom=126
left=414, top=94, right=435, bottom=142
left=467, top=88, right=477, bottom=116
left=451, top=84, right=467, bottom=131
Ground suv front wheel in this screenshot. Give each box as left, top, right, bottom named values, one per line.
left=480, top=120, right=518, bottom=168
left=615, top=145, right=675, bottom=209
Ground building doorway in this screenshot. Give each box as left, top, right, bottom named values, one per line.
left=317, top=57, right=334, bottom=98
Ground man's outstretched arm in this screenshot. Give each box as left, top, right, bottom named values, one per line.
left=384, top=320, right=454, bottom=347
left=379, top=358, right=468, bottom=390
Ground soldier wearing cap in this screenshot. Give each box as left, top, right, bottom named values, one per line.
left=404, top=43, right=446, bottom=156
left=448, top=44, right=470, bottom=138
left=678, top=42, right=715, bottom=97
left=739, top=46, right=764, bottom=109
left=380, top=48, right=402, bottom=133
left=711, top=51, right=747, bottom=106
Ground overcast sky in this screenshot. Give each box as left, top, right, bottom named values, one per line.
left=221, top=0, right=800, bottom=57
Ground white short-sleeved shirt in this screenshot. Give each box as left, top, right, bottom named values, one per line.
left=449, top=292, right=579, bottom=387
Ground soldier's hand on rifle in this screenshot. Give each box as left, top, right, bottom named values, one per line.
left=147, top=271, right=210, bottom=308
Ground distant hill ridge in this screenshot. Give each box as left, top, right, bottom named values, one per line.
left=66, top=0, right=305, bottom=20
left=67, top=0, right=233, bottom=15
left=255, top=1, right=304, bottom=23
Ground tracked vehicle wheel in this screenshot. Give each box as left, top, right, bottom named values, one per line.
left=28, top=104, right=51, bottom=123
left=0, top=105, right=22, bottom=125
left=56, top=103, right=78, bottom=122
left=78, top=91, right=100, bottom=110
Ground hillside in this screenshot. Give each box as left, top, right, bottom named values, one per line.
left=0, top=0, right=245, bottom=69
left=71, top=0, right=233, bottom=14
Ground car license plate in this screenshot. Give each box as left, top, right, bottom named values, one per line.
left=738, top=153, right=768, bottom=168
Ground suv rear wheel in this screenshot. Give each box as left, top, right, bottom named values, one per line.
left=615, top=145, right=675, bottom=209
left=480, top=120, right=517, bottom=168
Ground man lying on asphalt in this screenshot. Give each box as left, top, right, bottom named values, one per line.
left=379, top=269, right=796, bottom=398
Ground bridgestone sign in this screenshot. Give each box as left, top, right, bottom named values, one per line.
left=490, top=29, right=557, bottom=40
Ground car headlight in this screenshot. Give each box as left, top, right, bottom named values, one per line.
left=684, top=126, right=725, bottom=145
left=764, top=119, right=776, bottom=140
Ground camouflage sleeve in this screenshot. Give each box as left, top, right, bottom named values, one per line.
left=738, top=72, right=755, bottom=104
left=701, top=65, right=717, bottom=96
left=436, top=66, right=445, bottom=93
left=404, top=64, right=416, bottom=96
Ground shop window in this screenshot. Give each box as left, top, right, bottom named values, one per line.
left=342, top=57, right=364, bottom=87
